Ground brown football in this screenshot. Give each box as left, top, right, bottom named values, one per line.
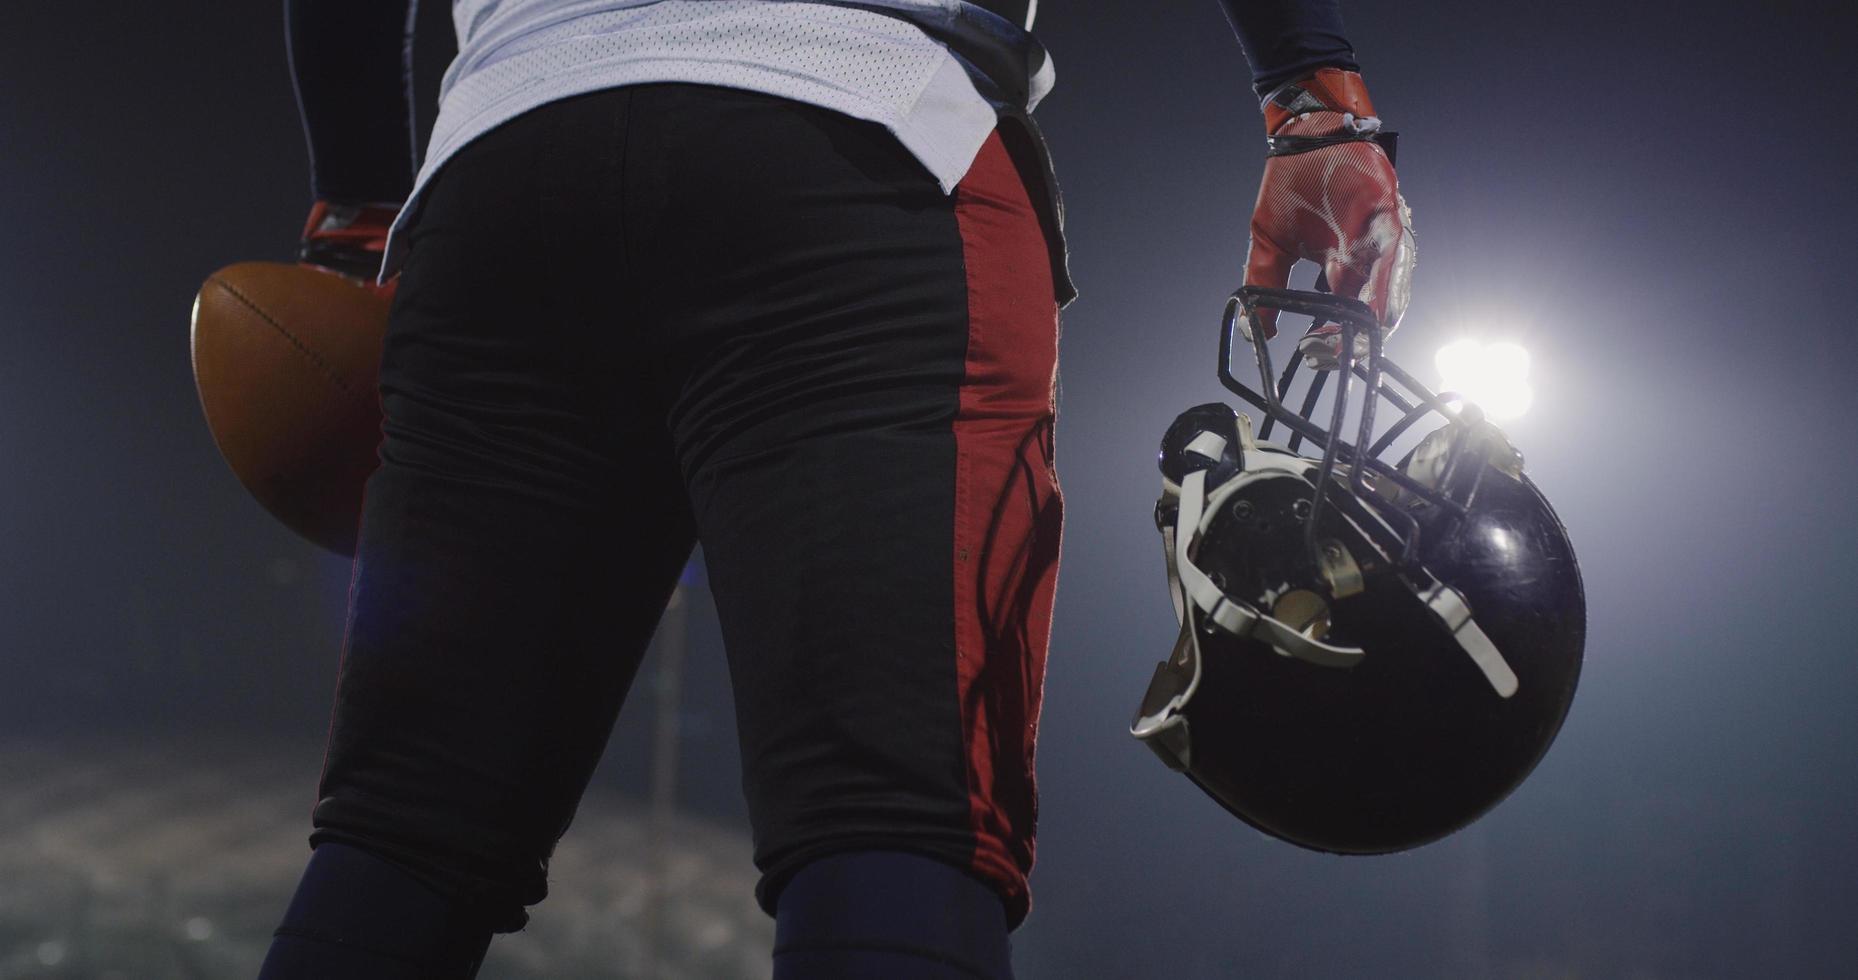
left=190, top=262, right=391, bottom=558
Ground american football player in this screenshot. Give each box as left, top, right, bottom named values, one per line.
left=255, top=2, right=1405, bottom=978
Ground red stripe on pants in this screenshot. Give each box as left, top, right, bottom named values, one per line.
left=951, top=130, right=1063, bottom=929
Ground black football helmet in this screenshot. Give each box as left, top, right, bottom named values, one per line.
left=1132, top=286, right=1585, bottom=854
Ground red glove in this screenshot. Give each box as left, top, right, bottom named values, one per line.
left=1242, top=69, right=1414, bottom=367
left=298, top=200, right=400, bottom=300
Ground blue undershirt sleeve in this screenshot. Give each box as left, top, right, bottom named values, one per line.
left=1215, top=0, right=1360, bottom=100
left=285, top=0, right=454, bottom=204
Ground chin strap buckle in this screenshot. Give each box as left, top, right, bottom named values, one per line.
left=1164, top=431, right=1365, bottom=670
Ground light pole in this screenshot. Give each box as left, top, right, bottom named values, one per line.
left=643, top=560, right=698, bottom=978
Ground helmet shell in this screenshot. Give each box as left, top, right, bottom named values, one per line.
left=1171, top=455, right=1584, bottom=853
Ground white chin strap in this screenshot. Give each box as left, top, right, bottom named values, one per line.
left=1413, top=577, right=1518, bottom=698
left=1164, top=428, right=1519, bottom=698
left=1165, top=432, right=1365, bottom=669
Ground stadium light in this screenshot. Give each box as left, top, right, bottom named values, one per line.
left=1434, top=339, right=1533, bottom=420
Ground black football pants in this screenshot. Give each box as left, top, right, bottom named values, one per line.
left=306, top=83, right=1063, bottom=938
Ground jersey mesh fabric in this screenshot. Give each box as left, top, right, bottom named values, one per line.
left=380, top=0, right=1019, bottom=281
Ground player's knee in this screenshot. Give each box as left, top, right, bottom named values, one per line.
left=772, top=850, right=1015, bottom=980
left=308, top=801, right=547, bottom=936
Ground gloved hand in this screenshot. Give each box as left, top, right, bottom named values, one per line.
left=1241, top=68, right=1414, bottom=368
left=298, top=200, right=400, bottom=299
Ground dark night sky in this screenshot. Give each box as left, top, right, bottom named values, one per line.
left=4, top=1, right=1856, bottom=977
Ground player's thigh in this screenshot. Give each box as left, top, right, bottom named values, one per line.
left=651, top=84, right=1062, bottom=925
left=310, top=88, right=695, bottom=928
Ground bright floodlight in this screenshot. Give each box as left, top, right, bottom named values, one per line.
left=1434, top=339, right=1533, bottom=420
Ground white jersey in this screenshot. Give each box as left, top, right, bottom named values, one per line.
left=382, top=0, right=1056, bottom=279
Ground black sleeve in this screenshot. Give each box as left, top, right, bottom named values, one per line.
left=1215, top=0, right=1360, bottom=100
left=284, top=0, right=456, bottom=205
